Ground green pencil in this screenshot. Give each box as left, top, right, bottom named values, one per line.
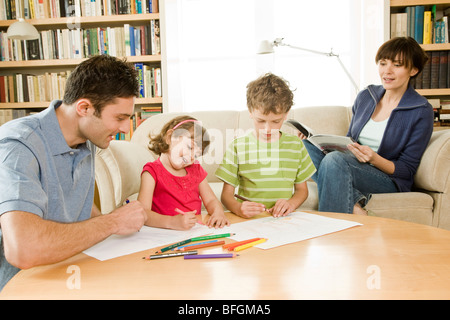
left=190, top=233, right=235, bottom=242
left=155, top=238, right=192, bottom=253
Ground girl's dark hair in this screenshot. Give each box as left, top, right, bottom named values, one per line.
left=63, top=55, right=139, bottom=116
left=375, top=37, right=429, bottom=80
left=149, top=115, right=210, bottom=155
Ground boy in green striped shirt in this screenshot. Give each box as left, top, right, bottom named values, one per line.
left=215, top=73, right=316, bottom=218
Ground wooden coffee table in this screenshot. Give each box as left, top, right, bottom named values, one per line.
left=2, top=211, right=450, bottom=300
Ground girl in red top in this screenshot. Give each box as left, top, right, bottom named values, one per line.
left=138, top=116, right=229, bottom=230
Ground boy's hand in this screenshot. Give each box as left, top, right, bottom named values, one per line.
left=239, top=201, right=267, bottom=218
left=269, top=199, right=295, bottom=217
left=173, top=208, right=197, bottom=230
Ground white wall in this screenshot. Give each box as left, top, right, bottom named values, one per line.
left=162, top=0, right=388, bottom=113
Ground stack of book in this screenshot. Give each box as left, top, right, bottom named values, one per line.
left=0, top=71, right=70, bottom=103
left=0, top=62, right=161, bottom=103
left=428, top=98, right=450, bottom=126
left=0, top=21, right=160, bottom=62
left=0, top=0, right=159, bottom=20
left=390, top=5, right=449, bottom=44
left=413, top=51, right=450, bottom=89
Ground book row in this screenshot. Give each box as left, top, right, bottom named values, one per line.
left=391, top=5, right=449, bottom=44
left=428, top=98, right=450, bottom=126
left=0, top=108, right=32, bottom=126
left=111, top=108, right=162, bottom=141
left=413, top=51, right=450, bottom=90
left=0, top=21, right=160, bottom=61
left=0, top=64, right=161, bottom=103
left=0, top=108, right=161, bottom=131
left=1, top=0, right=158, bottom=20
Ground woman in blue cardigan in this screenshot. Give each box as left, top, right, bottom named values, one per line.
left=303, top=37, right=434, bottom=215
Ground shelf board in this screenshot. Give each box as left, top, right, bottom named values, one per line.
left=0, top=13, right=159, bottom=28
left=0, top=97, right=163, bottom=109
left=390, top=0, right=450, bottom=7
left=416, top=88, right=450, bottom=96
left=421, top=43, right=450, bottom=51
left=0, top=55, right=161, bottom=69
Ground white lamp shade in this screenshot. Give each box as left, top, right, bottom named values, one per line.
left=7, top=18, right=39, bottom=40
left=257, top=40, right=274, bottom=54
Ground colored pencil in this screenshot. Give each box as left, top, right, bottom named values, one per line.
left=190, top=233, right=235, bottom=242
left=175, top=208, right=205, bottom=225
left=173, top=240, right=218, bottom=250
left=234, top=194, right=270, bottom=214
left=223, top=238, right=262, bottom=251
left=234, top=238, right=267, bottom=252
left=184, top=253, right=239, bottom=259
left=143, top=251, right=198, bottom=260
left=234, top=194, right=250, bottom=202
left=178, top=240, right=225, bottom=251
left=155, top=238, right=192, bottom=253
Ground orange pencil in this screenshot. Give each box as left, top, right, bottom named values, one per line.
left=223, top=238, right=262, bottom=251
left=179, top=240, right=225, bottom=251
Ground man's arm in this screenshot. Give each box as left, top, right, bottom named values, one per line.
left=0, top=201, right=146, bottom=269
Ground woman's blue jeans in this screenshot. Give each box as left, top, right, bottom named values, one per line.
left=303, top=140, right=398, bottom=214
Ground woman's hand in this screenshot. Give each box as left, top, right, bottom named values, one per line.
left=347, top=142, right=376, bottom=164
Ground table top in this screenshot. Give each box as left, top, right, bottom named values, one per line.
left=2, top=211, right=450, bottom=300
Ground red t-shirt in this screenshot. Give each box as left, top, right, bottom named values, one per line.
left=141, top=158, right=208, bottom=216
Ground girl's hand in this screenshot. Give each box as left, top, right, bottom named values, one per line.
left=173, top=208, right=197, bottom=230
left=206, top=211, right=230, bottom=229
left=268, top=199, right=295, bottom=217
left=239, top=201, right=266, bottom=218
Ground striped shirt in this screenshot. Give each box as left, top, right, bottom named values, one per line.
left=215, top=131, right=316, bottom=208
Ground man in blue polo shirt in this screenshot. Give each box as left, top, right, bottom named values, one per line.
left=0, top=55, right=147, bottom=291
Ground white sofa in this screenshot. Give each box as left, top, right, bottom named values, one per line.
left=94, top=107, right=450, bottom=229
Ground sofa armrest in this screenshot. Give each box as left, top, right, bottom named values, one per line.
left=414, top=129, right=450, bottom=193
left=95, top=140, right=155, bottom=214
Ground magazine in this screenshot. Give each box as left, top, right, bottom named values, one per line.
left=285, top=119, right=355, bottom=154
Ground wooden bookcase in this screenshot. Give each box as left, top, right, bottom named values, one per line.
left=0, top=3, right=165, bottom=117
left=390, top=0, right=450, bottom=127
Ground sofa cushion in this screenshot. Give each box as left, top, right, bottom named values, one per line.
left=365, top=192, right=434, bottom=225
left=95, top=140, right=154, bottom=213
left=414, top=129, right=450, bottom=193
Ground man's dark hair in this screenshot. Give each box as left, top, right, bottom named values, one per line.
left=63, top=55, right=139, bottom=116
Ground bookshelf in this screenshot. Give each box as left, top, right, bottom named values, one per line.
left=389, top=0, right=450, bottom=127
left=0, top=1, right=166, bottom=128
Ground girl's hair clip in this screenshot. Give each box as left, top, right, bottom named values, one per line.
left=173, top=119, right=199, bottom=130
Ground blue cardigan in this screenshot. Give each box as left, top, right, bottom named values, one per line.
left=347, top=84, right=434, bottom=192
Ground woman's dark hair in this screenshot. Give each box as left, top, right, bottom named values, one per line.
left=375, top=37, right=429, bottom=80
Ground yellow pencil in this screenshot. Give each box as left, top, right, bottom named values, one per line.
left=234, top=238, right=267, bottom=252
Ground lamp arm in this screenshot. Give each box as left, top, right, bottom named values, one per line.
left=334, top=55, right=360, bottom=94
left=274, top=38, right=359, bottom=93
left=283, top=44, right=333, bottom=57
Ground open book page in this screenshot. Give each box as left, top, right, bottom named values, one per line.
left=285, top=119, right=354, bottom=154
left=308, top=134, right=355, bottom=154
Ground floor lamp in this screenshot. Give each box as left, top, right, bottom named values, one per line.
left=257, top=38, right=359, bottom=94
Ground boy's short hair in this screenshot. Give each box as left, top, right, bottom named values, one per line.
left=63, top=54, right=139, bottom=117
left=375, top=37, right=428, bottom=80
left=246, top=73, right=294, bottom=114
